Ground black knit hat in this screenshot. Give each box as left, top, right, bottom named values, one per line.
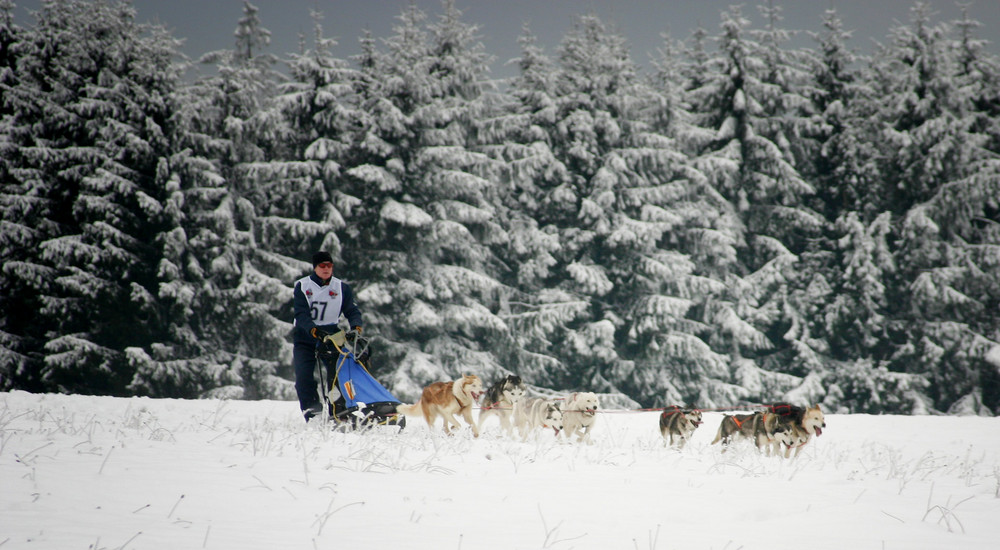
left=312, top=251, right=333, bottom=267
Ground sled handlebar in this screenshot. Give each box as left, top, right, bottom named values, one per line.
left=313, top=327, right=370, bottom=359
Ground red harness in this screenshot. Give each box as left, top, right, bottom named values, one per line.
left=731, top=412, right=768, bottom=429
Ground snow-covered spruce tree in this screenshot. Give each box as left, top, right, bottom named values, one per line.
left=223, top=9, right=371, bottom=395
left=215, top=2, right=297, bottom=400
left=806, top=8, right=880, bottom=222
left=826, top=213, right=893, bottom=362
left=751, top=2, right=820, bottom=192
left=866, top=5, right=962, bottom=217
left=194, top=0, right=293, bottom=400
left=795, top=9, right=925, bottom=413
left=800, top=6, right=875, bottom=336
left=696, top=4, right=821, bottom=258
left=340, top=1, right=508, bottom=401
left=0, top=0, right=39, bottom=391
left=483, top=14, right=727, bottom=407
left=816, top=212, right=932, bottom=414
left=130, top=1, right=292, bottom=399
left=486, top=15, right=631, bottom=396
left=0, top=0, right=14, bottom=98
left=744, top=3, right=835, bottom=390
left=956, top=6, right=1000, bottom=155
left=472, top=25, right=580, bottom=389
left=541, top=15, right=649, bottom=397
left=596, top=29, right=744, bottom=409
left=246, top=7, right=362, bottom=269
left=948, top=9, right=1000, bottom=414
left=648, top=32, right=690, bottom=143
left=0, top=0, right=181, bottom=394
left=682, top=5, right=832, bottom=405
left=188, top=0, right=285, bottom=211
left=271, top=9, right=361, bottom=260
left=679, top=25, right=712, bottom=100
left=869, top=4, right=1000, bottom=414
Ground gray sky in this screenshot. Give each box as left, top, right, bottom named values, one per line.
left=13, top=0, right=1000, bottom=79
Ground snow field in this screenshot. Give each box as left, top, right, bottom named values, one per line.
left=2, top=391, right=999, bottom=549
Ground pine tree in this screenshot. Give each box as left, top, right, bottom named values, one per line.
left=261, top=10, right=362, bottom=271
left=128, top=1, right=292, bottom=399
left=752, top=1, right=818, bottom=190
left=686, top=8, right=781, bottom=392
left=690, top=6, right=819, bottom=252
left=0, top=0, right=182, bottom=394
left=612, top=29, right=746, bottom=407
left=0, top=0, right=37, bottom=390
left=473, top=25, right=579, bottom=387
left=869, top=4, right=960, bottom=214
left=192, top=1, right=284, bottom=198
left=0, top=0, right=15, bottom=97
left=807, top=8, right=879, bottom=221
left=479, top=14, right=735, bottom=406
left=340, top=1, right=508, bottom=399
left=205, top=0, right=295, bottom=399
left=826, top=212, right=892, bottom=359
left=679, top=25, right=712, bottom=96
left=342, top=10, right=435, bottom=397
left=817, top=212, right=930, bottom=414
left=246, top=7, right=350, bottom=258
left=872, top=3, right=1000, bottom=413
left=682, top=5, right=824, bottom=404
left=791, top=8, right=874, bottom=407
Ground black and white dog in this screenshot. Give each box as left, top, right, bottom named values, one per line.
left=477, top=374, right=526, bottom=436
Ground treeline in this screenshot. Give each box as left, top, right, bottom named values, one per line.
left=1, top=0, right=999, bottom=414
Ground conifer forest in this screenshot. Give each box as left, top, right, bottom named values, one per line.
left=2, top=0, right=999, bottom=415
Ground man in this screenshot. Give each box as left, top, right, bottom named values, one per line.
left=292, top=251, right=363, bottom=421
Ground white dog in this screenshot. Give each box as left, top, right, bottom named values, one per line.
left=560, top=392, right=599, bottom=443
left=512, top=396, right=563, bottom=440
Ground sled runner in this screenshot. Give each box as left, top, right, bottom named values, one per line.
left=314, top=328, right=405, bottom=430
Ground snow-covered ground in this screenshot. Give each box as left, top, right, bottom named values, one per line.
left=3, top=390, right=999, bottom=549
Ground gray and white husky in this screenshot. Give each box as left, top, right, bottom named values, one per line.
left=659, top=406, right=703, bottom=449
left=711, top=411, right=771, bottom=451
left=513, top=396, right=563, bottom=440
left=477, top=374, right=526, bottom=435
left=764, top=404, right=826, bottom=458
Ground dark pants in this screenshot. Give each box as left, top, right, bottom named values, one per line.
left=293, top=340, right=324, bottom=415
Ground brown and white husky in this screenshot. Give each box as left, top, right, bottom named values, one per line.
left=397, top=374, right=484, bottom=437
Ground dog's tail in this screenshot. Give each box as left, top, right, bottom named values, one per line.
left=710, top=417, right=728, bottom=445
left=396, top=402, right=421, bottom=417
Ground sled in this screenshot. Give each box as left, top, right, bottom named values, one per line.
left=314, top=329, right=405, bottom=430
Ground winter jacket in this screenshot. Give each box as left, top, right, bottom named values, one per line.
left=292, top=273, right=362, bottom=344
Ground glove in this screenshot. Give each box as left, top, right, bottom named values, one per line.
left=345, top=327, right=361, bottom=342
left=320, top=330, right=347, bottom=348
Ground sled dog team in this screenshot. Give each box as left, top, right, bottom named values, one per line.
left=397, top=373, right=826, bottom=456
left=396, top=374, right=598, bottom=443
left=661, top=402, right=826, bottom=458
